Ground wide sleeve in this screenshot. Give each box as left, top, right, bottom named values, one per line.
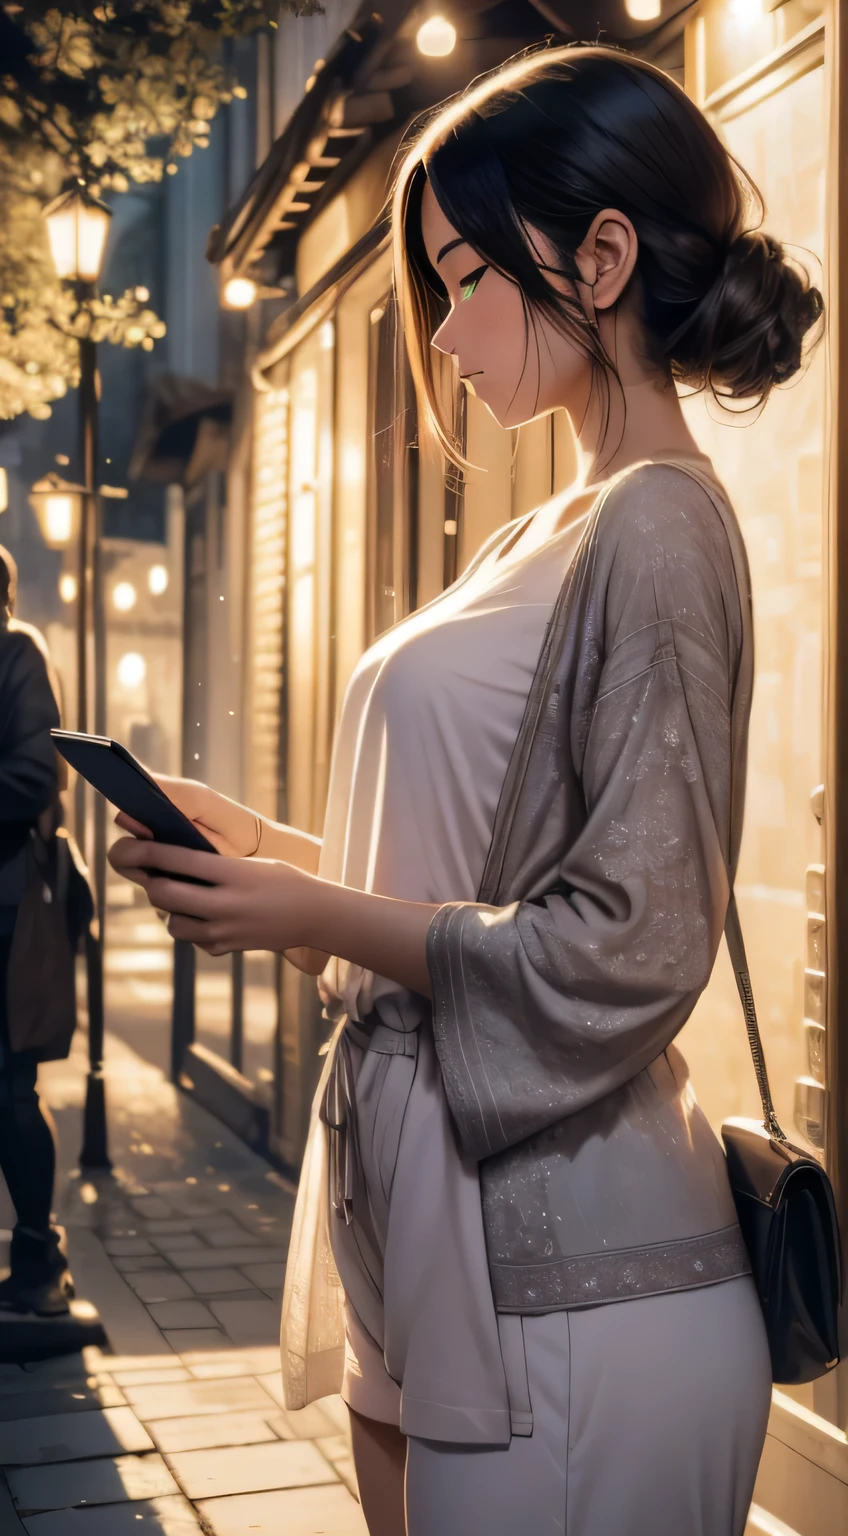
left=426, top=471, right=742, bottom=1162
left=0, top=635, right=60, bottom=823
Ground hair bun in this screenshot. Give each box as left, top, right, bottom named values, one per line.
left=671, top=228, right=823, bottom=404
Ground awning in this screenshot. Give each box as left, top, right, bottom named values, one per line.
left=128, top=373, right=233, bottom=487
left=207, top=0, right=694, bottom=299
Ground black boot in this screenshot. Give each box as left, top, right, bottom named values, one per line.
left=0, top=1226, right=74, bottom=1317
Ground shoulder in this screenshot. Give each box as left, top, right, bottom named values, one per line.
left=594, top=461, right=733, bottom=569
left=591, top=461, right=742, bottom=617
left=6, top=619, right=51, bottom=664
left=0, top=622, right=61, bottom=721
left=589, top=462, right=743, bottom=655
left=2, top=621, right=53, bottom=685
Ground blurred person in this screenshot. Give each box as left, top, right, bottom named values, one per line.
left=0, top=545, right=74, bottom=1317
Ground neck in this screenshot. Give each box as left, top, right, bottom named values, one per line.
left=576, top=362, right=704, bottom=488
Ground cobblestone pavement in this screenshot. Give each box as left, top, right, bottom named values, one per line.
left=0, top=901, right=366, bottom=1536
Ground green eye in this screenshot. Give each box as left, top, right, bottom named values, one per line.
left=460, top=264, right=488, bottom=302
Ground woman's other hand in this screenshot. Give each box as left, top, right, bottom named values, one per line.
left=106, top=836, right=330, bottom=971
left=114, top=776, right=322, bottom=871
left=114, top=776, right=258, bottom=859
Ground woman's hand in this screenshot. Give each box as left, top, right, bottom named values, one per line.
left=114, top=775, right=322, bottom=872
left=107, top=836, right=326, bottom=963
left=107, top=835, right=438, bottom=995
left=114, top=776, right=259, bottom=859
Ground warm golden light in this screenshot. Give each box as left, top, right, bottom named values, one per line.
left=0, top=468, right=7, bottom=514
left=416, top=15, right=457, bottom=56
left=59, top=572, right=78, bottom=604
left=29, top=474, right=84, bottom=548
left=47, top=496, right=73, bottom=544
left=112, top=580, right=137, bottom=613
left=148, top=563, right=169, bottom=595
left=624, top=0, right=662, bottom=16
left=117, top=652, right=146, bottom=689
left=43, top=182, right=112, bottom=283
left=223, top=276, right=258, bottom=309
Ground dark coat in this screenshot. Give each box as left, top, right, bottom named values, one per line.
left=0, top=619, right=61, bottom=903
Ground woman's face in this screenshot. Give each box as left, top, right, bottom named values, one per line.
left=419, top=177, right=594, bottom=431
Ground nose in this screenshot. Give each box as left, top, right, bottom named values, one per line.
left=430, top=314, right=457, bottom=357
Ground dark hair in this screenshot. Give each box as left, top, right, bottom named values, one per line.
left=392, top=43, right=824, bottom=464
left=0, top=545, right=16, bottom=615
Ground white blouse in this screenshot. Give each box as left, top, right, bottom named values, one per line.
left=317, top=487, right=588, bottom=1030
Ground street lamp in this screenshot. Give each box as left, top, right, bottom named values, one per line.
left=43, top=179, right=112, bottom=1172
left=28, top=473, right=84, bottom=549
left=43, top=182, right=112, bottom=286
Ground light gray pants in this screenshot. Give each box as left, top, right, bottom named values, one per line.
left=404, top=1277, right=772, bottom=1536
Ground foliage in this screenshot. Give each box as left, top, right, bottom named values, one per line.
left=0, top=1, right=322, bottom=419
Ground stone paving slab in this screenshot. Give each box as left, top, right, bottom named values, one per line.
left=182, top=1348, right=283, bottom=1375
left=162, top=1329, right=230, bottom=1353
left=8, top=1451, right=179, bottom=1513
left=146, top=1302, right=217, bottom=1331
left=0, top=1406, right=154, bottom=1465
left=109, top=1368, right=191, bottom=1389
left=206, top=1300, right=280, bottom=1348
left=103, top=1239, right=158, bottom=1258
left=128, top=1275, right=195, bottom=1304
left=121, top=1377, right=278, bottom=1421
left=149, top=1248, right=288, bottom=1270
left=0, top=1471, right=25, bottom=1532
left=22, top=1493, right=204, bottom=1535
left=0, top=1383, right=124, bottom=1421
left=163, top=1439, right=335, bottom=1500
left=196, top=1484, right=369, bottom=1536
left=112, top=1257, right=172, bottom=1274
left=180, top=1269, right=253, bottom=1295
left=239, top=1263, right=284, bottom=1290
left=146, top=1411, right=281, bottom=1455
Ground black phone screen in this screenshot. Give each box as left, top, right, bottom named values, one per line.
left=51, top=731, right=218, bottom=859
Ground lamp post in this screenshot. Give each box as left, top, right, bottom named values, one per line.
left=42, top=179, right=112, bottom=1171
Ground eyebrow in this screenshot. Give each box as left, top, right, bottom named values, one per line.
left=436, top=236, right=466, bottom=264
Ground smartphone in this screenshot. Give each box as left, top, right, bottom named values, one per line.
left=51, top=731, right=218, bottom=882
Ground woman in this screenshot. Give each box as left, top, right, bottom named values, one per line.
left=110, top=45, right=823, bottom=1536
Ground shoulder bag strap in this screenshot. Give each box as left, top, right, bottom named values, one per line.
left=724, top=893, right=788, bottom=1143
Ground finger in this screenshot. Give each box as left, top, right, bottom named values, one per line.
left=125, top=841, right=221, bottom=881
left=114, top=812, right=152, bottom=839
left=167, top=913, right=215, bottom=944
left=108, top=839, right=151, bottom=886
left=108, top=834, right=158, bottom=869
left=144, top=875, right=220, bottom=919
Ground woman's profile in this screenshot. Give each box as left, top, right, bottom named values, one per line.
left=110, top=43, right=823, bottom=1536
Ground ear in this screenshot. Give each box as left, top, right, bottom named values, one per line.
left=574, top=209, right=639, bottom=312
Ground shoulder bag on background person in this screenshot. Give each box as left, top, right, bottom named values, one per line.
left=5, top=823, right=95, bottom=1061
left=722, top=892, right=842, bottom=1384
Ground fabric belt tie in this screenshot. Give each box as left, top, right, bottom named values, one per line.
left=319, top=1012, right=418, bottom=1226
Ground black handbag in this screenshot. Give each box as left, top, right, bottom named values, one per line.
left=6, top=824, right=95, bottom=1061
left=721, top=892, right=843, bottom=1384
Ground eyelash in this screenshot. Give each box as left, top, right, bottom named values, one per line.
left=459, top=264, right=488, bottom=302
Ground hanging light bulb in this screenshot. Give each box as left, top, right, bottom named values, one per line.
left=624, top=0, right=662, bottom=18
left=416, top=16, right=457, bottom=57
left=222, top=277, right=258, bottom=309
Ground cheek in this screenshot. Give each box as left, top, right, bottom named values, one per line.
left=457, top=282, right=530, bottom=393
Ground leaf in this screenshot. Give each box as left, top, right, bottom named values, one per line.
left=0, top=98, right=22, bottom=131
